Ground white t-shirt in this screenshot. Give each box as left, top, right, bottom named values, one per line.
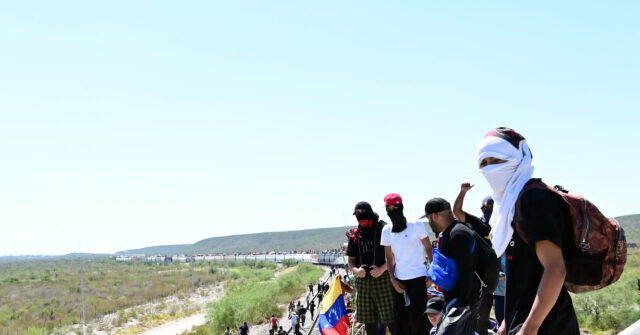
left=380, top=221, right=429, bottom=280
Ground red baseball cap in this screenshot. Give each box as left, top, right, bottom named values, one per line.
left=384, top=193, right=403, bottom=206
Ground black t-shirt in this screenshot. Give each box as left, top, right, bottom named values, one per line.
left=239, top=325, right=248, bottom=335
left=505, top=187, right=579, bottom=335
left=437, top=220, right=480, bottom=307
left=463, top=211, right=492, bottom=239
left=346, top=220, right=387, bottom=269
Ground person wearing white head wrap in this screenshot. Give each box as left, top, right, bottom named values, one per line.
left=476, top=128, right=534, bottom=257
left=476, top=127, right=579, bottom=335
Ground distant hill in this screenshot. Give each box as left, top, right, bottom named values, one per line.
left=116, top=244, right=191, bottom=255
left=59, top=253, right=111, bottom=259
left=617, top=214, right=640, bottom=245
left=0, top=253, right=110, bottom=263
left=115, top=227, right=356, bottom=255
left=116, top=213, right=640, bottom=256
left=0, top=255, right=57, bottom=263
left=183, top=227, right=353, bottom=254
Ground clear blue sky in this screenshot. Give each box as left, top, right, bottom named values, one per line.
left=1, top=1, right=638, bottom=255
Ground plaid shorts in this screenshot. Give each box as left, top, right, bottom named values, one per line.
left=353, top=271, right=396, bottom=324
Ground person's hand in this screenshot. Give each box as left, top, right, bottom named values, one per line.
left=346, top=229, right=355, bottom=239
left=516, top=323, right=539, bottom=335
left=497, top=321, right=506, bottom=335
left=460, top=183, right=474, bottom=192
left=355, top=265, right=367, bottom=278
left=370, top=265, right=384, bottom=278
left=390, top=278, right=405, bottom=294
left=425, top=277, right=433, bottom=288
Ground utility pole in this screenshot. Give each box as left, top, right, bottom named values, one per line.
left=81, top=264, right=87, bottom=335
left=190, top=256, right=195, bottom=293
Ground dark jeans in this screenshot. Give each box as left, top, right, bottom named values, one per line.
left=364, top=322, right=388, bottom=335
left=476, top=286, right=494, bottom=335
left=494, top=295, right=505, bottom=325
left=393, top=276, right=428, bottom=335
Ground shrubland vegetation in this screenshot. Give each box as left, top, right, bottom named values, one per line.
left=3, top=214, right=638, bottom=335
left=618, top=214, right=640, bottom=244
left=573, top=251, right=640, bottom=334
left=0, top=258, right=276, bottom=335
left=204, top=263, right=324, bottom=335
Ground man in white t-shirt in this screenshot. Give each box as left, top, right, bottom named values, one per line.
left=380, top=193, right=433, bottom=335
left=289, top=311, right=298, bottom=332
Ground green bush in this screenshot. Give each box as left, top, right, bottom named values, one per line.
left=573, top=252, right=640, bottom=333
left=25, top=328, right=47, bottom=335
left=0, top=258, right=231, bottom=334
left=242, top=259, right=256, bottom=268
left=255, top=260, right=276, bottom=269
left=281, top=259, right=297, bottom=267
left=207, top=264, right=323, bottom=334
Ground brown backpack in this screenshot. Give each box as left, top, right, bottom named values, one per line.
left=515, top=179, right=627, bottom=293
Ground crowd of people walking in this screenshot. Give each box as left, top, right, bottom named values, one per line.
left=227, top=268, right=343, bottom=335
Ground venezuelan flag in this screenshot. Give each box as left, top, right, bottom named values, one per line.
left=318, top=276, right=350, bottom=335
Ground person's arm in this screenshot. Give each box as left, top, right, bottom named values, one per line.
left=415, top=222, right=433, bottom=264
left=384, top=246, right=404, bottom=293
left=453, top=183, right=473, bottom=221
left=517, top=240, right=567, bottom=335
left=421, top=237, right=433, bottom=264
left=348, top=256, right=367, bottom=278
left=465, top=212, right=491, bottom=238
left=450, top=229, right=475, bottom=307
left=369, top=261, right=387, bottom=278
left=340, top=279, right=354, bottom=293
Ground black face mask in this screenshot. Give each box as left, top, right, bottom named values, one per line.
left=387, top=208, right=406, bottom=232
left=355, top=212, right=375, bottom=228
left=355, top=212, right=374, bottom=221
left=482, top=208, right=493, bottom=222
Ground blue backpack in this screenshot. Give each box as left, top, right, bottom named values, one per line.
left=427, top=248, right=458, bottom=291
left=427, top=228, right=498, bottom=292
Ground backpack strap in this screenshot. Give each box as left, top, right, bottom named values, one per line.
left=475, top=271, right=487, bottom=288
left=471, top=237, right=488, bottom=293
left=514, top=179, right=550, bottom=220
left=513, top=179, right=555, bottom=244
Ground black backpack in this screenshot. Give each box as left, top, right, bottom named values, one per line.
left=468, top=225, right=499, bottom=291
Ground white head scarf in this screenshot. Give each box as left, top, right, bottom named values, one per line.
left=476, top=129, right=534, bottom=257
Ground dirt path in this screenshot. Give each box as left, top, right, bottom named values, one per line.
left=77, top=282, right=225, bottom=335
left=112, top=265, right=334, bottom=335
left=138, top=313, right=206, bottom=335
left=131, top=283, right=226, bottom=335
